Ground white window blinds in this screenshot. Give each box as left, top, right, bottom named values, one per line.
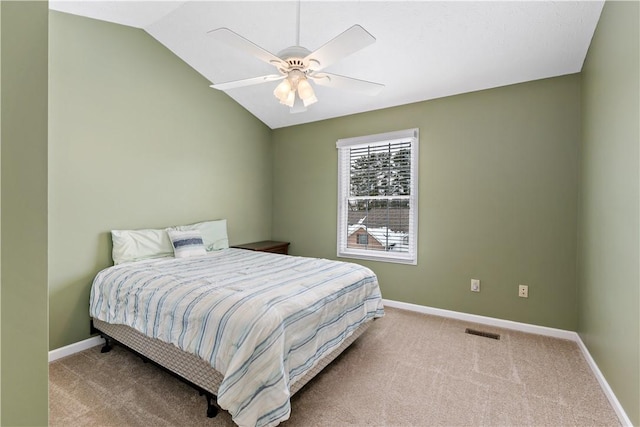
left=337, top=128, right=419, bottom=264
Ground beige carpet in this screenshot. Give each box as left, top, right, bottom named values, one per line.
left=49, top=307, right=619, bottom=426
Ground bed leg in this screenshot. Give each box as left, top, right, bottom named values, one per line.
left=100, top=336, right=113, bottom=353
left=204, top=393, right=218, bottom=418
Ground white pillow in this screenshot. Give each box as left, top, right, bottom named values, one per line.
left=167, top=229, right=207, bottom=258
left=111, top=228, right=174, bottom=265
left=172, top=219, right=229, bottom=251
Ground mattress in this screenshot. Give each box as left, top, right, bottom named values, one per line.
left=90, top=248, right=384, bottom=426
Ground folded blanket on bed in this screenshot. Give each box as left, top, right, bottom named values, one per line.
left=90, top=248, right=384, bottom=427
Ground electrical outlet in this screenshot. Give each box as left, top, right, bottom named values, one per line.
left=471, top=279, right=480, bottom=292
left=518, top=285, right=528, bottom=298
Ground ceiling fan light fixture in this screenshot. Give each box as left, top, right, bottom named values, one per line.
left=297, top=78, right=316, bottom=105
left=274, top=78, right=292, bottom=102
left=281, top=89, right=295, bottom=107
left=302, top=92, right=318, bottom=107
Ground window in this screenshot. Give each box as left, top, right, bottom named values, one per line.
left=357, top=233, right=369, bottom=245
left=337, top=128, right=419, bottom=264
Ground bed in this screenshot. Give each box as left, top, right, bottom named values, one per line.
left=90, top=236, right=384, bottom=427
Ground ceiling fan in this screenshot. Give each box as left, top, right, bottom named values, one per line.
left=207, top=4, right=384, bottom=113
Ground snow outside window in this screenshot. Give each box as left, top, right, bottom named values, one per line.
left=336, top=128, right=419, bottom=264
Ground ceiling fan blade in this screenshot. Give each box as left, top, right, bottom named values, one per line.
left=210, top=74, right=284, bottom=91
left=290, top=96, right=307, bottom=114
left=208, top=27, right=287, bottom=69
left=304, top=25, right=376, bottom=72
left=311, top=73, right=384, bottom=96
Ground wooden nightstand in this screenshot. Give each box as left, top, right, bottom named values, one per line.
left=231, top=240, right=290, bottom=255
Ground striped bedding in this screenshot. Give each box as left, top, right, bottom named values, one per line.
left=90, top=248, right=384, bottom=427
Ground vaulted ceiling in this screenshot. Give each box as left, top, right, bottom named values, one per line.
left=50, top=1, right=604, bottom=129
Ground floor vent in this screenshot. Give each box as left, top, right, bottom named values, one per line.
left=465, top=328, right=500, bottom=340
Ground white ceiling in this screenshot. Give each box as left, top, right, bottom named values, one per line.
left=50, top=1, right=604, bottom=129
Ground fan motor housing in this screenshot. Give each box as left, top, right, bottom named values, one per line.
left=277, top=45, right=312, bottom=70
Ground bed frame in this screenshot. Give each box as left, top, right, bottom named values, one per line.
left=92, top=318, right=372, bottom=418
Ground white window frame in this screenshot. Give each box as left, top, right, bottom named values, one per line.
left=336, top=128, right=419, bottom=265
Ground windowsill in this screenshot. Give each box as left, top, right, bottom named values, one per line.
left=337, top=251, right=417, bottom=265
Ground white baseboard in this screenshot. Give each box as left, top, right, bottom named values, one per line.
left=575, top=335, right=634, bottom=427
left=382, top=298, right=632, bottom=426
left=49, top=336, right=104, bottom=362
left=382, top=299, right=577, bottom=340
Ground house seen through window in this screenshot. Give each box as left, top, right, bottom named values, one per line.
left=337, top=128, right=419, bottom=264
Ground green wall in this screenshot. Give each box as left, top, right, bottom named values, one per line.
left=0, top=4, right=2, bottom=419
left=1, top=1, right=49, bottom=425
left=272, top=75, right=581, bottom=331
left=578, top=1, right=640, bottom=424
left=48, top=12, right=273, bottom=350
